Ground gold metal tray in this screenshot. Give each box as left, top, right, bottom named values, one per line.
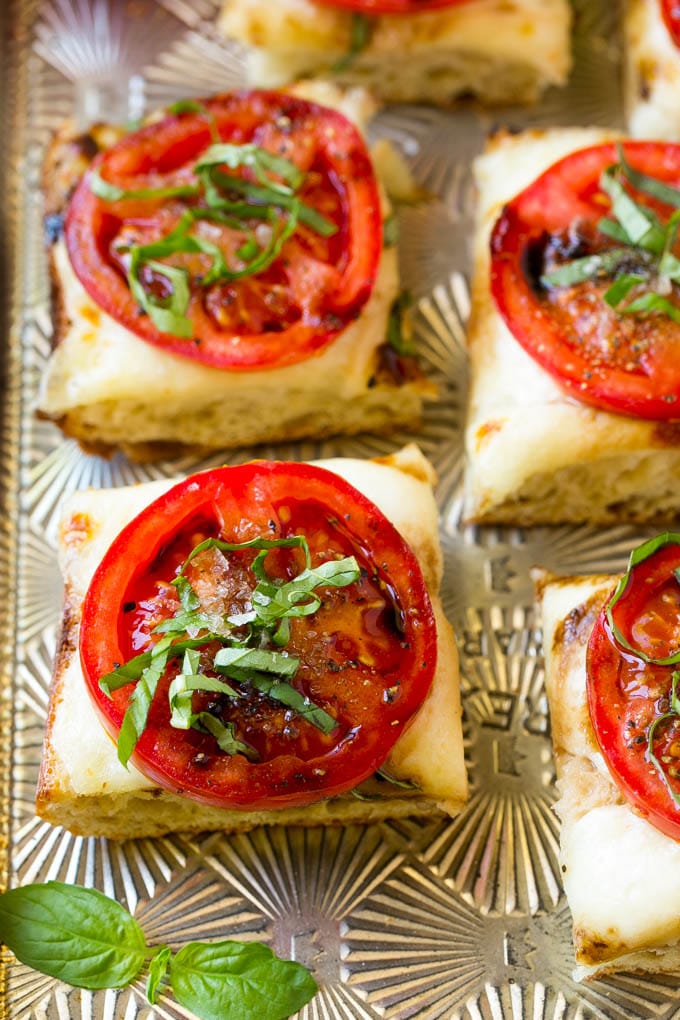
left=5, top=0, right=679, bottom=1016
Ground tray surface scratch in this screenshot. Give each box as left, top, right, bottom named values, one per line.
left=3, top=1, right=679, bottom=1017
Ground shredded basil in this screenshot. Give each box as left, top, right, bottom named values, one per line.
left=92, top=131, right=338, bottom=338
left=387, top=290, right=416, bottom=355
left=103, top=535, right=359, bottom=763
left=332, top=13, right=373, bottom=73
left=647, top=670, right=680, bottom=808
left=167, top=98, right=220, bottom=142
left=541, top=147, right=680, bottom=323
left=605, top=532, right=680, bottom=665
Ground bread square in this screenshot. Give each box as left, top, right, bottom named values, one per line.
left=537, top=568, right=680, bottom=980
left=38, top=85, right=434, bottom=461
left=219, top=0, right=572, bottom=107
left=464, top=126, right=680, bottom=526
left=37, top=445, right=468, bottom=838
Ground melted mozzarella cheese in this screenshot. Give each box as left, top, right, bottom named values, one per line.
left=538, top=571, right=680, bottom=976
left=43, top=446, right=467, bottom=825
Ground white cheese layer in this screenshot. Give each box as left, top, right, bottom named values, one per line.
left=46, top=446, right=467, bottom=811
left=220, top=0, right=571, bottom=105
left=538, top=571, right=680, bottom=976
left=465, top=127, right=680, bottom=525
left=625, top=0, right=680, bottom=140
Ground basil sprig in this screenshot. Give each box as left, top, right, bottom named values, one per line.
left=92, top=101, right=338, bottom=338
left=0, top=881, right=317, bottom=1020
left=646, top=670, right=680, bottom=809
left=100, top=534, right=359, bottom=766
left=541, top=146, right=680, bottom=321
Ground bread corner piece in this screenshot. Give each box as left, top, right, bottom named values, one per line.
left=219, top=0, right=571, bottom=107
left=624, top=0, right=680, bottom=140
left=464, top=126, right=680, bottom=526
left=37, top=445, right=468, bottom=839
left=536, top=568, right=680, bottom=980
left=37, top=85, right=434, bottom=462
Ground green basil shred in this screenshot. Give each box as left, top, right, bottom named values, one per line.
left=99, top=535, right=360, bottom=767
left=91, top=101, right=338, bottom=339
left=541, top=145, right=680, bottom=322
left=604, top=532, right=680, bottom=806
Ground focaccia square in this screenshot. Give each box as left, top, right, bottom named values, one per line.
left=464, top=126, right=680, bottom=526
left=537, top=570, right=680, bottom=980
left=37, top=445, right=468, bottom=839
left=38, top=85, right=434, bottom=462
left=219, top=0, right=572, bottom=107
left=625, top=0, right=680, bottom=140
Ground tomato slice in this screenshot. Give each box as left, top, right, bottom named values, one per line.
left=490, top=141, right=680, bottom=419
left=587, top=535, right=680, bottom=840
left=661, top=0, right=680, bottom=49
left=312, top=0, right=468, bottom=11
left=65, top=91, right=382, bottom=371
left=79, top=462, right=437, bottom=810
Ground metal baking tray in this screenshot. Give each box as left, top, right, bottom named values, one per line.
left=5, top=0, right=679, bottom=1016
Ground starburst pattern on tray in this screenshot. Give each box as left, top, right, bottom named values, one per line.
left=423, top=605, right=559, bottom=916
left=342, top=865, right=489, bottom=1016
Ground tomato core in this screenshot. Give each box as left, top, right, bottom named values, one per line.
left=80, top=462, right=437, bottom=810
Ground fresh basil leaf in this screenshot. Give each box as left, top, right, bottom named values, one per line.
left=99, top=635, right=218, bottom=693
left=383, top=213, right=399, bottom=248
left=387, top=290, right=415, bottom=355
left=196, top=142, right=303, bottom=193
left=540, top=246, right=637, bottom=289
left=117, top=636, right=174, bottom=767
left=169, top=940, right=317, bottom=1020
left=176, top=535, right=310, bottom=579
left=169, top=650, right=241, bottom=730
left=621, top=291, right=680, bottom=323
left=600, top=165, right=666, bottom=255
left=246, top=672, right=337, bottom=734
left=128, top=251, right=193, bottom=338
left=603, top=272, right=646, bottom=308
left=90, top=167, right=199, bottom=203
left=207, top=168, right=337, bottom=237
left=597, top=217, right=631, bottom=244
left=214, top=646, right=299, bottom=678
left=254, top=557, right=360, bottom=625
left=192, top=713, right=255, bottom=757
left=153, top=609, right=213, bottom=635
left=617, top=144, right=680, bottom=209
left=0, top=882, right=148, bottom=990
left=173, top=574, right=201, bottom=613
left=214, top=648, right=337, bottom=734
left=333, top=12, right=372, bottom=73
left=167, top=98, right=220, bottom=142
left=147, top=945, right=172, bottom=1004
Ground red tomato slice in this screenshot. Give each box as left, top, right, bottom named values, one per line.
left=65, top=90, right=382, bottom=371
left=79, top=462, right=437, bottom=810
left=312, top=0, right=467, bottom=11
left=661, top=0, right=680, bottom=49
left=587, top=535, right=680, bottom=840
left=490, top=141, right=680, bottom=419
